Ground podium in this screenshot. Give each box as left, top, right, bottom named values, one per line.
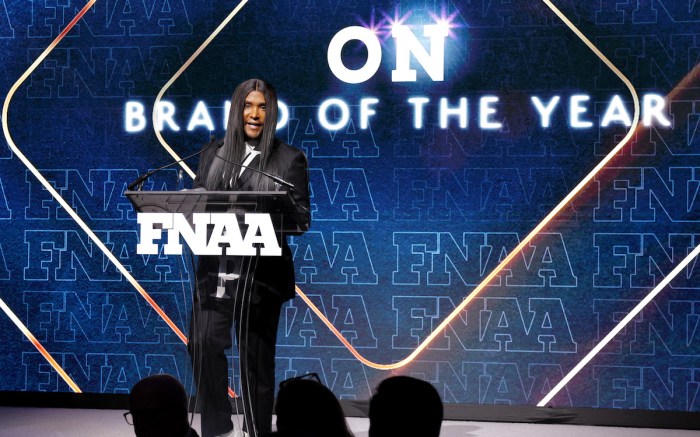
left=124, top=189, right=307, bottom=233
left=125, top=189, right=306, bottom=437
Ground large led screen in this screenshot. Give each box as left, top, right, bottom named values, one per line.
left=1, top=0, right=699, bottom=414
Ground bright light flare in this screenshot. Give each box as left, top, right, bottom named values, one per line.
left=383, top=7, right=413, bottom=33
left=355, top=10, right=388, bottom=39
left=429, top=7, right=462, bottom=39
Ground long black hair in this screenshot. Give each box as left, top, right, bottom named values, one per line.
left=206, top=78, right=280, bottom=190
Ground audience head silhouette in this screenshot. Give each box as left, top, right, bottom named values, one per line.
left=128, top=373, right=198, bottom=437
left=369, top=375, right=443, bottom=437
left=272, top=375, right=354, bottom=437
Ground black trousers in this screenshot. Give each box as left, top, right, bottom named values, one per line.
left=189, top=282, right=283, bottom=437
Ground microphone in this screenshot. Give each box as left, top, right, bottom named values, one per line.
left=214, top=152, right=295, bottom=191
left=207, top=149, right=308, bottom=230
left=126, top=140, right=219, bottom=191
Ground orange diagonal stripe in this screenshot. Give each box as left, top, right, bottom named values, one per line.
left=153, top=0, right=249, bottom=179
left=0, top=298, right=82, bottom=393
left=147, top=0, right=250, bottom=400
left=2, top=0, right=188, bottom=378
left=0, top=0, right=97, bottom=393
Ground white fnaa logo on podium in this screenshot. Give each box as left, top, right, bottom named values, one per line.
left=136, top=213, right=282, bottom=256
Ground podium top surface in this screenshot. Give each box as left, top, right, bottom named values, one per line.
left=124, top=189, right=297, bottom=214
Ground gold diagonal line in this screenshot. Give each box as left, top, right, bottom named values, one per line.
left=0, top=297, right=82, bottom=393
left=149, top=0, right=250, bottom=400
left=0, top=0, right=97, bottom=393
left=2, top=0, right=188, bottom=352
left=292, top=0, right=641, bottom=370
left=153, top=0, right=249, bottom=179
left=535, top=1, right=700, bottom=403
left=535, top=0, right=646, bottom=403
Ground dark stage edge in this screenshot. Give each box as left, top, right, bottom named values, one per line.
left=1, top=392, right=697, bottom=431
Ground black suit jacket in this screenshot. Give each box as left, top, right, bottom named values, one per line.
left=193, top=138, right=310, bottom=304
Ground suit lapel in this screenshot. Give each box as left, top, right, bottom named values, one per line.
left=234, top=153, right=260, bottom=190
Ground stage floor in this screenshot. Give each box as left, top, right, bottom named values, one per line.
left=0, top=406, right=697, bottom=436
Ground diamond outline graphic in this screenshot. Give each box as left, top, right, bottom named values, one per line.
left=1, top=0, right=100, bottom=394
left=3, top=0, right=696, bottom=408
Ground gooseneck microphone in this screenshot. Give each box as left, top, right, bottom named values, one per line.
left=213, top=152, right=295, bottom=191
left=127, top=140, right=220, bottom=191
left=126, top=140, right=296, bottom=192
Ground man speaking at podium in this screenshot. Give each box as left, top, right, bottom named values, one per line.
left=188, top=78, right=311, bottom=437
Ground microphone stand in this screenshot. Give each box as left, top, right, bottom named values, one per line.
left=126, top=141, right=295, bottom=192
left=127, top=141, right=219, bottom=191
left=212, top=153, right=295, bottom=191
